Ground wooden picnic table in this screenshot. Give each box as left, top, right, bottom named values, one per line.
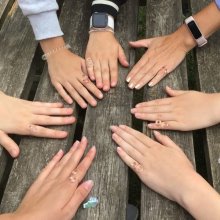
left=0, top=0, right=220, bottom=219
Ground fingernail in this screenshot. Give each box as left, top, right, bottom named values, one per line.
left=11, top=149, right=18, bottom=157
left=82, top=103, right=87, bottom=109
left=126, top=77, right=131, bottom=83
left=147, top=124, right=153, bottom=128
left=135, top=84, right=141, bottom=89
left=153, top=130, right=160, bottom=136
left=128, top=83, right=134, bottom=89
left=84, top=180, right=94, bottom=190
left=110, top=125, right=117, bottom=131
left=116, top=147, right=122, bottom=153
left=148, top=82, right=154, bottom=87
left=57, top=149, right=63, bottom=155
left=130, top=108, right=136, bottom=113
left=81, top=136, right=87, bottom=142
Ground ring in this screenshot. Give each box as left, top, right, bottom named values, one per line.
left=155, top=120, right=169, bottom=127
left=69, top=170, right=78, bottom=183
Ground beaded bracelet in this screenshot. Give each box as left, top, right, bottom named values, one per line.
left=42, top=43, right=71, bottom=61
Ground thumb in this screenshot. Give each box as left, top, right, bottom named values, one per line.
left=118, top=45, right=129, bottom=67
left=165, top=86, right=186, bottom=97
left=129, top=38, right=153, bottom=48
left=0, top=131, right=20, bottom=157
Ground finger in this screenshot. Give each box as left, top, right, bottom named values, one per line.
left=128, top=70, right=147, bottom=89
left=117, top=147, right=143, bottom=174
left=58, top=137, right=88, bottom=179
left=112, top=133, right=143, bottom=161
left=118, top=45, right=129, bottom=67
left=116, top=125, right=157, bottom=149
left=129, top=39, right=153, bottom=48
left=0, top=131, right=19, bottom=158
left=85, top=57, right=95, bottom=81
left=148, top=67, right=169, bottom=87
left=80, top=76, right=103, bottom=100
left=134, top=112, right=174, bottom=122
left=26, top=125, right=68, bottom=139
left=64, top=180, right=94, bottom=217
left=30, top=101, right=64, bottom=108
left=109, top=59, right=118, bottom=87
left=31, top=107, right=73, bottom=116
left=101, top=60, right=110, bottom=91
left=94, top=61, right=103, bottom=89
left=148, top=121, right=182, bottom=131
left=35, top=149, right=64, bottom=185
left=135, top=98, right=171, bottom=108
left=153, top=131, right=179, bottom=149
left=165, top=86, right=187, bottom=97
left=131, top=105, right=171, bottom=114
left=48, top=141, right=81, bottom=180
left=65, top=82, right=87, bottom=109
left=32, top=115, right=76, bottom=126
left=53, top=82, right=73, bottom=104
left=74, top=81, right=97, bottom=107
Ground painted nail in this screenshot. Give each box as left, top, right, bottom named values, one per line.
left=148, top=82, right=154, bottom=87
left=135, top=84, right=141, bottom=89
left=128, top=83, right=134, bottom=89
left=126, top=77, right=131, bottom=83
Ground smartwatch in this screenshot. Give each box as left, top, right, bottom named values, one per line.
left=185, top=16, right=207, bottom=47
left=90, top=12, right=114, bottom=30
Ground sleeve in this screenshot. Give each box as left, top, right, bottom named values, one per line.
left=18, top=0, right=63, bottom=40
left=215, top=0, right=220, bottom=9
left=91, top=0, right=128, bottom=19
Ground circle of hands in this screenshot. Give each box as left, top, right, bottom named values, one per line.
left=1, top=32, right=219, bottom=220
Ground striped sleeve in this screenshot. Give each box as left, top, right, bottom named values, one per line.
left=91, top=0, right=127, bottom=19
left=215, top=0, right=220, bottom=9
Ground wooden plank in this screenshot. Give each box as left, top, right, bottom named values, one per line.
left=0, top=0, right=14, bottom=21
left=0, top=1, right=37, bottom=192
left=75, top=1, right=138, bottom=219
left=140, top=0, right=195, bottom=219
left=0, top=0, right=92, bottom=212
left=191, top=0, right=220, bottom=192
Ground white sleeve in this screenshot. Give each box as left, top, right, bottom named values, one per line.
left=18, top=0, right=64, bottom=40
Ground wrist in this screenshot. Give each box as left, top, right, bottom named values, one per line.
left=40, top=37, right=66, bottom=54
left=173, top=24, right=197, bottom=53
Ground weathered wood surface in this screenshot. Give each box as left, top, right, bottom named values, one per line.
left=0, top=0, right=13, bottom=21
left=75, top=1, right=138, bottom=219
left=141, top=0, right=195, bottom=219
left=191, top=0, right=220, bottom=193
left=0, top=0, right=92, bottom=212
left=0, top=1, right=37, bottom=193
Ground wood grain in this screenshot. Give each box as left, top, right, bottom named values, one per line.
left=140, top=0, right=195, bottom=219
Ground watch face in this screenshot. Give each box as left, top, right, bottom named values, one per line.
left=188, top=21, right=202, bottom=39
left=92, top=13, right=108, bottom=28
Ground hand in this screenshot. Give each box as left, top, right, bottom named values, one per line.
left=12, top=137, right=95, bottom=220
left=131, top=86, right=220, bottom=131
left=0, top=91, right=75, bottom=157
left=111, top=125, right=195, bottom=203
left=126, top=25, right=196, bottom=89
left=85, top=32, right=129, bottom=91
left=111, top=125, right=220, bottom=220
left=40, top=37, right=103, bottom=108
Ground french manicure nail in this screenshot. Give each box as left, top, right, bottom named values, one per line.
left=126, top=77, right=131, bottom=83
left=129, top=83, right=134, bottom=89
left=148, top=82, right=154, bottom=87
left=135, top=84, right=141, bottom=89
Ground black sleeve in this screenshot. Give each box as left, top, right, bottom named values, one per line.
left=91, top=0, right=128, bottom=19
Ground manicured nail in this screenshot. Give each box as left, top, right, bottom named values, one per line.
left=153, top=130, right=160, bottom=136
left=148, top=82, right=154, bottom=87
left=99, top=93, right=104, bottom=99
left=128, top=83, right=134, bottom=89
left=135, top=84, right=141, bottom=89
left=126, top=77, right=131, bottom=83
left=81, top=136, right=87, bottom=142
left=84, top=180, right=94, bottom=190
left=116, top=147, right=122, bottom=153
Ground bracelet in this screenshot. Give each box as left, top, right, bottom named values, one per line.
left=42, top=43, right=71, bottom=60
left=89, top=28, right=114, bottom=34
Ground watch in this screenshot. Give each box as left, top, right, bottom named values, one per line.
left=90, top=12, right=114, bottom=30
left=185, top=16, right=207, bottom=47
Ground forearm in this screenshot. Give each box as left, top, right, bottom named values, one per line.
left=178, top=172, right=220, bottom=220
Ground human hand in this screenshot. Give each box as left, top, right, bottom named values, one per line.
left=0, top=91, right=75, bottom=157
left=110, top=125, right=195, bottom=203
left=131, top=86, right=220, bottom=131
left=13, top=138, right=95, bottom=220
left=40, top=37, right=103, bottom=108
left=126, top=25, right=196, bottom=89
left=85, top=32, right=129, bottom=91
